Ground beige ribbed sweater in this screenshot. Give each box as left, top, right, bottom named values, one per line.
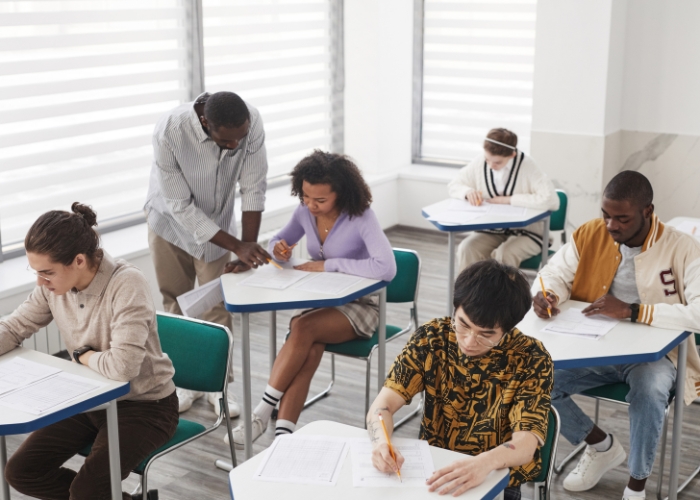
left=0, top=252, right=175, bottom=401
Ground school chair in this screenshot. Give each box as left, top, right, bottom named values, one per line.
left=80, top=312, right=237, bottom=500
left=520, top=190, right=569, bottom=271
left=301, top=248, right=423, bottom=428
left=554, top=335, right=700, bottom=500
left=530, top=407, right=561, bottom=500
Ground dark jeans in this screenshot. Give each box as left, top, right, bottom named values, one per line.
left=504, top=486, right=521, bottom=500
left=5, top=391, right=178, bottom=500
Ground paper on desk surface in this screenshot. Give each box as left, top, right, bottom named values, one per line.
left=425, top=199, right=527, bottom=224
left=0, top=372, right=104, bottom=415
left=0, top=357, right=61, bottom=396
left=541, top=308, right=619, bottom=339
left=350, top=437, right=434, bottom=487
left=675, top=220, right=700, bottom=238
left=238, top=265, right=310, bottom=290
left=176, top=278, right=223, bottom=318
left=292, top=272, right=364, bottom=295
left=253, top=434, right=349, bottom=486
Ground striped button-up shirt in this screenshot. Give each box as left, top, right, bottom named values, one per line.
left=145, top=95, right=268, bottom=262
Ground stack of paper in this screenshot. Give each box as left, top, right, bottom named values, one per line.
left=350, top=437, right=435, bottom=487
left=176, top=278, right=224, bottom=318
left=541, top=308, right=619, bottom=340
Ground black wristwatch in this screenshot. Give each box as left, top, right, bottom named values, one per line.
left=73, top=345, right=93, bottom=364
left=630, top=303, right=640, bottom=323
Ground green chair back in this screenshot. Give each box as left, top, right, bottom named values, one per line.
left=550, top=190, right=568, bottom=231
left=156, top=313, right=230, bottom=393
left=532, top=408, right=560, bottom=485
left=386, top=249, right=420, bottom=304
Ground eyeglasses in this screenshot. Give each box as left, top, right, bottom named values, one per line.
left=450, top=313, right=498, bottom=348
left=27, top=265, right=51, bottom=282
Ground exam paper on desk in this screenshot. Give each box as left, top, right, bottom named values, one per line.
left=541, top=308, right=619, bottom=339
left=675, top=220, right=700, bottom=239
left=0, top=358, right=61, bottom=396
left=350, top=438, right=434, bottom=487
left=237, top=266, right=311, bottom=290
left=0, top=372, right=104, bottom=415
left=253, top=434, right=349, bottom=486
left=292, top=272, right=364, bottom=295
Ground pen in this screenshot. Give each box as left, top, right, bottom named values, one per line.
left=538, top=275, right=552, bottom=318
left=267, top=258, right=283, bottom=270
left=378, top=414, right=402, bottom=482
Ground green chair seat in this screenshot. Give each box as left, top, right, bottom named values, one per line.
left=582, top=383, right=630, bottom=402
left=520, top=251, right=555, bottom=270
left=325, top=325, right=405, bottom=358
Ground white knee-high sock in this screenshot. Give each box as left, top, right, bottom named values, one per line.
left=275, top=419, right=296, bottom=436
left=253, top=384, right=283, bottom=425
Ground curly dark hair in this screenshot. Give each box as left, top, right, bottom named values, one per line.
left=290, top=150, right=372, bottom=218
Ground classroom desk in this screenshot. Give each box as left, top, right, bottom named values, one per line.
left=220, top=270, right=389, bottom=462
left=228, top=420, right=510, bottom=500
left=0, top=347, right=130, bottom=500
left=517, top=300, right=691, bottom=500
left=422, top=200, right=551, bottom=316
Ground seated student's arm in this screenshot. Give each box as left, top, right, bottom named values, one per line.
left=0, top=287, right=54, bottom=356
left=532, top=237, right=581, bottom=318
left=324, top=210, right=397, bottom=281
left=268, top=205, right=306, bottom=263
left=85, top=270, right=156, bottom=381
left=366, top=387, right=408, bottom=473
left=448, top=159, right=481, bottom=203
left=509, top=164, right=560, bottom=211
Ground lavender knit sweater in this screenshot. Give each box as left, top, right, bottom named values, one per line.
left=269, top=204, right=397, bottom=282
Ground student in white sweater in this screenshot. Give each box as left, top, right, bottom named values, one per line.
left=447, top=128, right=560, bottom=271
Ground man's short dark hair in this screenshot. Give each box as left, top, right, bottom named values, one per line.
left=453, top=260, right=532, bottom=332
left=203, top=91, right=250, bottom=129
left=603, top=170, right=654, bottom=208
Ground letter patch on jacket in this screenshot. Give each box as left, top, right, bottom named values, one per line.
left=660, top=268, right=678, bottom=296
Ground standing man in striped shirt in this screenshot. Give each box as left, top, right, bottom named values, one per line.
left=145, top=91, right=272, bottom=417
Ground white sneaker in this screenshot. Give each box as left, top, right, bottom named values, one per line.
left=623, top=491, right=646, bottom=500
left=207, top=392, right=241, bottom=418
left=225, top=414, right=267, bottom=449
left=563, top=435, right=626, bottom=492
left=176, top=388, right=205, bottom=413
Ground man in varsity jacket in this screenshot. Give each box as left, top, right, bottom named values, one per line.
left=533, top=170, right=700, bottom=500
left=448, top=128, right=560, bottom=272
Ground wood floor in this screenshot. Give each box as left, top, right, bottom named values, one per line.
left=5, top=226, right=700, bottom=500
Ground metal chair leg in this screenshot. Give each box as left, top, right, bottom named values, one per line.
left=303, top=354, right=335, bottom=408
left=394, top=393, right=424, bottom=430
left=364, top=358, right=372, bottom=428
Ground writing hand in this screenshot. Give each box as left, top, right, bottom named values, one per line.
left=371, top=443, right=405, bottom=474
left=533, top=291, right=559, bottom=318
left=466, top=191, right=483, bottom=206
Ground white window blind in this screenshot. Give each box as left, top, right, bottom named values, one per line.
left=202, top=0, right=335, bottom=179
left=0, top=0, right=188, bottom=249
left=419, top=0, right=536, bottom=163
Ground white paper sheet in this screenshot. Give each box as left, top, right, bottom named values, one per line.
left=253, top=434, right=349, bottom=486
left=176, top=278, right=224, bottom=318
left=0, top=372, right=104, bottom=415
left=541, top=308, right=619, bottom=339
left=675, top=220, right=700, bottom=238
left=423, top=198, right=489, bottom=217
left=237, top=266, right=310, bottom=290
left=426, top=210, right=484, bottom=225
left=0, top=358, right=61, bottom=396
left=293, top=272, right=364, bottom=295
left=350, top=438, right=435, bottom=487
left=482, top=203, right=528, bottom=217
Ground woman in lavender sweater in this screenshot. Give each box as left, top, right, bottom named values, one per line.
left=230, top=150, right=396, bottom=448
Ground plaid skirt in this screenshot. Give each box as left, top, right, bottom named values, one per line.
left=290, top=295, right=379, bottom=339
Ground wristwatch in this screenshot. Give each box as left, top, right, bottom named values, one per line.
left=630, top=303, right=640, bottom=323
left=73, top=345, right=93, bottom=364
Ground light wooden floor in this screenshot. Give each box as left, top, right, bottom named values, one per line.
left=6, top=226, right=700, bottom=499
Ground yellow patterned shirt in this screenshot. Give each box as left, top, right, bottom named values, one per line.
left=384, top=317, right=553, bottom=487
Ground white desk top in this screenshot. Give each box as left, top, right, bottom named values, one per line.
left=421, top=199, right=550, bottom=232
left=220, top=269, right=387, bottom=313
left=517, top=301, right=690, bottom=369
left=228, top=420, right=509, bottom=500
left=0, top=347, right=129, bottom=434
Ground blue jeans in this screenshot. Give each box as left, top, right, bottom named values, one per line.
left=552, top=357, right=676, bottom=480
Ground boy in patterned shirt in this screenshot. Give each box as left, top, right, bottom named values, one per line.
left=367, top=260, right=553, bottom=500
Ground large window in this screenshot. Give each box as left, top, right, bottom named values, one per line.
left=413, top=0, right=537, bottom=165
left=0, top=0, right=341, bottom=258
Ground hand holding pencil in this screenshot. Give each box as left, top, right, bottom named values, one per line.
left=272, top=239, right=297, bottom=262
left=534, top=276, right=559, bottom=319
left=378, top=415, right=402, bottom=482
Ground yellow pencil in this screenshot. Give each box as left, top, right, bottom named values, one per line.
left=378, top=414, right=402, bottom=482
left=267, top=258, right=283, bottom=270
left=282, top=243, right=298, bottom=255
left=692, top=226, right=697, bottom=236
left=538, top=275, right=552, bottom=318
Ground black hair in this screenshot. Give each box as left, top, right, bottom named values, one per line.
left=290, top=150, right=372, bottom=218
left=25, top=202, right=103, bottom=268
left=203, top=91, right=250, bottom=129
left=453, top=260, right=532, bottom=332
left=603, top=170, right=654, bottom=208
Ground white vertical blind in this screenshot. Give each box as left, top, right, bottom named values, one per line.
left=202, top=0, right=334, bottom=179
left=420, top=0, right=537, bottom=162
left=0, top=0, right=189, bottom=248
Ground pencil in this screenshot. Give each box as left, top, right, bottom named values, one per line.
left=378, top=414, right=402, bottom=482
left=693, top=226, right=697, bottom=236
left=538, top=275, right=552, bottom=318
left=267, top=258, right=283, bottom=270
left=281, top=243, right=297, bottom=255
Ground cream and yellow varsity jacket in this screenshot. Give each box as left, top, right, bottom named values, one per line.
left=536, top=214, right=700, bottom=404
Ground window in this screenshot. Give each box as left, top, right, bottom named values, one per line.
left=413, top=0, right=537, bottom=165
left=0, top=0, right=342, bottom=258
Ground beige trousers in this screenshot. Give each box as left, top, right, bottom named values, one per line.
left=457, top=232, right=542, bottom=273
